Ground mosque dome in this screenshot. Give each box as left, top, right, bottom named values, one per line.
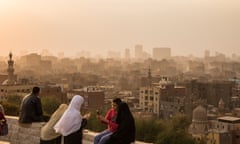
left=192, top=105, right=207, bottom=122
left=2, top=79, right=16, bottom=85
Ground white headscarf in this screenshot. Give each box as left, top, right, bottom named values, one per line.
left=54, top=95, right=84, bottom=136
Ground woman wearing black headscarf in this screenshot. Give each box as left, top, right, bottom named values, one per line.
left=106, top=102, right=136, bottom=144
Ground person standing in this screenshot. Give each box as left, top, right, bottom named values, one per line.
left=94, top=98, right=122, bottom=144
left=54, top=95, right=90, bottom=144
left=106, top=102, right=136, bottom=144
left=19, top=86, right=44, bottom=126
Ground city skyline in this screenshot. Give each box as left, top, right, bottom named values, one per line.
left=0, top=0, right=240, bottom=58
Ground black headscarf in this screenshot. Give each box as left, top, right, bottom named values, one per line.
left=106, top=102, right=136, bottom=144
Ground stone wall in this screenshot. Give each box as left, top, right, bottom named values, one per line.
left=0, top=116, right=152, bottom=144
left=0, top=116, right=42, bottom=144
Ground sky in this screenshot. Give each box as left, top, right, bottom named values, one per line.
left=0, top=0, right=240, bottom=58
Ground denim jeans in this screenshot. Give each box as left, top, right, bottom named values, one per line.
left=94, top=129, right=113, bottom=144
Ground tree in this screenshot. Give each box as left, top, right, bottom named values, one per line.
left=2, top=94, right=24, bottom=116
left=41, top=96, right=62, bottom=117
left=155, top=115, right=196, bottom=144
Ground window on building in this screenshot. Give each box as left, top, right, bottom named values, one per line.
left=145, top=90, right=148, bottom=94
left=150, top=90, right=153, bottom=95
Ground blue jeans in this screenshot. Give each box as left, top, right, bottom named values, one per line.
left=94, top=129, right=113, bottom=144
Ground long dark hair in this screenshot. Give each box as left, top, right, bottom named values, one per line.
left=114, top=102, right=136, bottom=143
left=113, top=98, right=122, bottom=106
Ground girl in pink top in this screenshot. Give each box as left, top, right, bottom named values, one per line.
left=94, top=98, right=122, bottom=144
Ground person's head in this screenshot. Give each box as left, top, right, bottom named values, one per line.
left=69, top=95, right=84, bottom=111
left=112, top=98, right=122, bottom=110
left=32, top=86, right=40, bottom=95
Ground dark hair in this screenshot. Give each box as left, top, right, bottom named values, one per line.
left=32, top=86, right=40, bottom=94
left=113, top=98, right=122, bottom=106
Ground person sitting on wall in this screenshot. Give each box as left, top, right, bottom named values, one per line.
left=18, top=86, right=45, bottom=127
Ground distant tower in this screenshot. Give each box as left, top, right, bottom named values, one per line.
left=124, top=48, right=130, bottom=60
left=147, top=66, right=152, bottom=87
left=2, top=52, right=16, bottom=85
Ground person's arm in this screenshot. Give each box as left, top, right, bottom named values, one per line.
left=33, top=97, right=44, bottom=121
left=108, top=120, right=119, bottom=130
left=98, top=109, right=111, bottom=124
left=35, top=97, right=43, bottom=116
left=81, top=118, right=88, bottom=129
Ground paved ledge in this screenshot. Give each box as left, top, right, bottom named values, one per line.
left=0, top=116, right=152, bottom=144
left=0, top=141, right=10, bottom=144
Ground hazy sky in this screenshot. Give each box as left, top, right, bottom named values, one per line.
left=0, top=0, right=240, bottom=57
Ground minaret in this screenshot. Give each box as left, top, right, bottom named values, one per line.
left=147, top=66, right=152, bottom=87
left=6, top=52, right=15, bottom=85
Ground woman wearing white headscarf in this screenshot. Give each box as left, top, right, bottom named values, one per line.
left=54, top=95, right=90, bottom=144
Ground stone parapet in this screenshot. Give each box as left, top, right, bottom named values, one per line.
left=0, top=116, right=152, bottom=144
left=0, top=116, right=42, bottom=144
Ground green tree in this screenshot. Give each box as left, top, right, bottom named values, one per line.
left=156, top=115, right=196, bottom=144
left=41, top=96, right=62, bottom=117
left=2, top=94, right=24, bottom=116
left=85, top=110, right=107, bottom=132
left=135, top=118, right=163, bottom=142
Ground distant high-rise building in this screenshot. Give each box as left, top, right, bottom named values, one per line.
left=204, top=50, right=210, bottom=58
left=107, top=51, right=120, bottom=59
left=135, top=44, right=143, bottom=59
left=152, top=47, right=171, bottom=60
left=124, top=48, right=130, bottom=60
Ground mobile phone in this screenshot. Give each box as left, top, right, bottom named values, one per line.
left=96, top=110, right=100, bottom=115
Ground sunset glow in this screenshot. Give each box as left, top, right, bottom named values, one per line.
left=0, top=0, right=240, bottom=57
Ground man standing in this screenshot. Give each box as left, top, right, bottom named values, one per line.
left=19, top=86, right=44, bottom=126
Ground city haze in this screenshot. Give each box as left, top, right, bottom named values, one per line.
left=0, top=0, right=240, bottom=57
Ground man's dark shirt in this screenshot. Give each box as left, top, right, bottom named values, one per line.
left=19, top=93, right=44, bottom=123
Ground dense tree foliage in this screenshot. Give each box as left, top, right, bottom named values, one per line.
left=1, top=95, right=23, bottom=116
left=135, top=118, right=163, bottom=142
left=155, top=115, right=196, bottom=144
left=41, top=96, right=62, bottom=117
left=84, top=110, right=107, bottom=132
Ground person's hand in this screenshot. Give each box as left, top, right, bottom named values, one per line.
left=96, top=114, right=103, bottom=120
left=97, top=115, right=109, bottom=123
left=83, top=113, right=91, bottom=120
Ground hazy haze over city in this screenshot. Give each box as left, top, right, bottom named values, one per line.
left=0, top=0, right=240, bottom=58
